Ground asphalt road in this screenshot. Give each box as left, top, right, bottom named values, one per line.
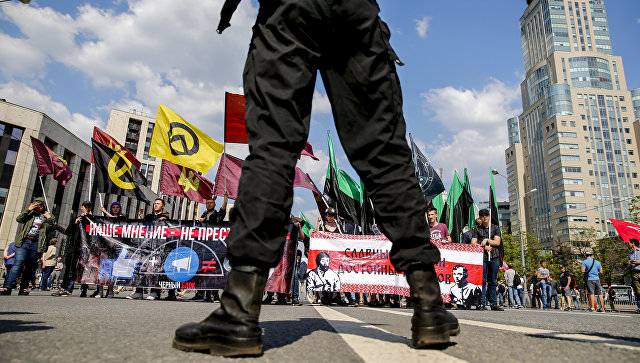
left=0, top=291, right=638, bottom=362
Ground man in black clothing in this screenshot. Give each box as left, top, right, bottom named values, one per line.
left=192, top=192, right=228, bottom=302
left=559, top=265, right=573, bottom=311
left=173, top=0, right=458, bottom=356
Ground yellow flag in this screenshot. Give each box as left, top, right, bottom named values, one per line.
left=150, top=104, right=223, bottom=174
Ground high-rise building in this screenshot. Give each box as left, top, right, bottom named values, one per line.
left=505, top=0, right=639, bottom=249
left=105, top=109, right=201, bottom=221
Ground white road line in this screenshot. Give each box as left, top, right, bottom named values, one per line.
left=360, top=307, right=640, bottom=351
left=313, top=306, right=466, bottom=363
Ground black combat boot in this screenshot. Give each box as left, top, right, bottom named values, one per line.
left=406, top=265, right=460, bottom=348
left=173, top=266, right=268, bottom=357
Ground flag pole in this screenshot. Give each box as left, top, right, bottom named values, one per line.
left=88, top=163, right=94, bottom=201
left=223, top=92, right=228, bottom=195
left=38, top=176, right=50, bottom=211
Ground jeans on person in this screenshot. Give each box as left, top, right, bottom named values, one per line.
left=540, top=280, right=552, bottom=308
left=572, top=295, right=581, bottom=310
left=482, top=257, right=500, bottom=307
left=550, top=294, right=559, bottom=309
left=498, top=290, right=504, bottom=306
left=508, top=286, right=522, bottom=307
left=39, top=266, right=55, bottom=289
left=3, top=240, right=39, bottom=289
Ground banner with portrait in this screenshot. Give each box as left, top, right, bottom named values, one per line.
left=308, top=232, right=483, bottom=304
left=73, top=217, right=231, bottom=290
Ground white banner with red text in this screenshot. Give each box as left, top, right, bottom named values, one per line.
left=308, top=231, right=484, bottom=304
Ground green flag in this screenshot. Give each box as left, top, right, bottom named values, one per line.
left=323, top=131, right=362, bottom=223
left=464, top=168, right=475, bottom=230
left=298, top=212, right=314, bottom=238
left=441, top=171, right=474, bottom=243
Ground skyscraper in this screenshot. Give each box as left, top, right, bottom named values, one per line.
left=505, top=0, right=639, bottom=249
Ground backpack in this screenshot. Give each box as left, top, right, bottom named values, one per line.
left=513, top=272, right=521, bottom=288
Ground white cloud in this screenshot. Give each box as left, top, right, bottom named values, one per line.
left=418, top=78, right=521, bottom=201
left=312, top=91, right=331, bottom=115
left=1, top=0, right=257, bottom=141
left=0, top=82, right=103, bottom=142
left=415, top=16, right=432, bottom=39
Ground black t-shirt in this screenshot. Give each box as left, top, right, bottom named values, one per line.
left=559, top=271, right=572, bottom=288
left=201, top=208, right=226, bottom=225
left=472, top=224, right=501, bottom=260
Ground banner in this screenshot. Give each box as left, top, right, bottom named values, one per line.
left=74, top=217, right=231, bottom=290
left=308, top=232, right=483, bottom=305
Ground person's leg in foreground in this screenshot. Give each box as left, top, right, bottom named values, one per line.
left=173, top=0, right=458, bottom=356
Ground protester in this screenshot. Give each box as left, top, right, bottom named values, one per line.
left=581, top=252, right=605, bottom=312
left=471, top=209, right=503, bottom=311
left=1, top=198, right=56, bottom=295
left=536, top=261, right=551, bottom=309
left=548, top=275, right=560, bottom=309
left=504, top=263, right=522, bottom=308
left=292, top=250, right=307, bottom=306
left=128, top=198, right=169, bottom=301
left=39, top=238, right=57, bottom=291
left=628, top=239, right=640, bottom=314
left=607, top=286, right=618, bottom=312
left=571, top=287, right=581, bottom=310
left=50, top=257, right=63, bottom=289
left=497, top=280, right=506, bottom=307
left=2, top=241, right=16, bottom=282
left=52, top=201, right=92, bottom=297
left=173, top=0, right=459, bottom=356
left=559, top=265, right=573, bottom=311
left=98, top=202, right=126, bottom=298
left=427, top=207, right=451, bottom=243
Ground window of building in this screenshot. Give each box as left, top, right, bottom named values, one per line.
left=0, top=122, right=25, bottom=226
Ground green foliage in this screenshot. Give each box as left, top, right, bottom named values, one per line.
left=501, top=231, right=543, bottom=279
left=628, top=195, right=640, bottom=224
left=593, top=236, right=629, bottom=285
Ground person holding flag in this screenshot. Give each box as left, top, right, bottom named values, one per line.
left=471, top=209, right=503, bottom=311
left=173, top=0, right=459, bottom=356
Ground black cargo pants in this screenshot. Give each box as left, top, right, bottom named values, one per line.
left=227, top=0, right=440, bottom=272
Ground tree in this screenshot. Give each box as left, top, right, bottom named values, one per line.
left=628, top=195, right=640, bottom=224
left=593, top=236, right=628, bottom=286
left=501, top=231, right=543, bottom=280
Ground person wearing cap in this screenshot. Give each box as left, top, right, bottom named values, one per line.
left=627, top=239, right=640, bottom=313
left=317, top=208, right=342, bottom=234
left=1, top=197, right=56, bottom=295
left=581, top=252, right=604, bottom=312
left=471, top=209, right=503, bottom=311
left=559, top=265, right=574, bottom=311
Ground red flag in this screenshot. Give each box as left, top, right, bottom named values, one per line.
left=160, top=160, right=214, bottom=204
left=264, top=227, right=297, bottom=294
left=30, top=136, right=72, bottom=186
left=213, top=153, right=244, bottom=199
left=298, top=142, right=319, bottom=160
left=610, top=219, right=640, bottom=242
left=224, top=92, right=247, bottom=144
left=293, top=167, right=322, bottom=194
left=92, top=127, right=142, bottom=169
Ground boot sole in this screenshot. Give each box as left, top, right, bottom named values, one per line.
left=172, top=335, right=263, bottom=357
left=412, top=323, right=460, bottom=348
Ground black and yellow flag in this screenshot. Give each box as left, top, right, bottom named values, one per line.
left=92, top=139, right=149, bottom=203
left=149, top=104, right=223, bottom=174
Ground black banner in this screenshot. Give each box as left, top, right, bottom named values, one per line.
left=74, top=217, right=230, bottom=290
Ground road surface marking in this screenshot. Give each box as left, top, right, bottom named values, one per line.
left=360, top=307, right=640, bottom=351
left=313, top=306, right=466, bottom=362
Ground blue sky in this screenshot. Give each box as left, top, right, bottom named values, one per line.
left=1, top=0, right=639, bottom=222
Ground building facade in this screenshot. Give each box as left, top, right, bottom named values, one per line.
left=0, top=100, right=93, bottom=253
left=506, top=0, right=639, bottom=249
left=0, top=101, right=202, bottom=254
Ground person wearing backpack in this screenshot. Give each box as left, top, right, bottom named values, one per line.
left=504, top=263, right=522, bottom=308
left=559, top=265, right=573, bottom=311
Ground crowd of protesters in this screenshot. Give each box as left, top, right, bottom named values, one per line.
left=1, top=197, right=639, bottom=315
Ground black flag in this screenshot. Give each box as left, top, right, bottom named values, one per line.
left=410, top=134, right=445, bottom=204
left=92, top=139, right=149, bottom=203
